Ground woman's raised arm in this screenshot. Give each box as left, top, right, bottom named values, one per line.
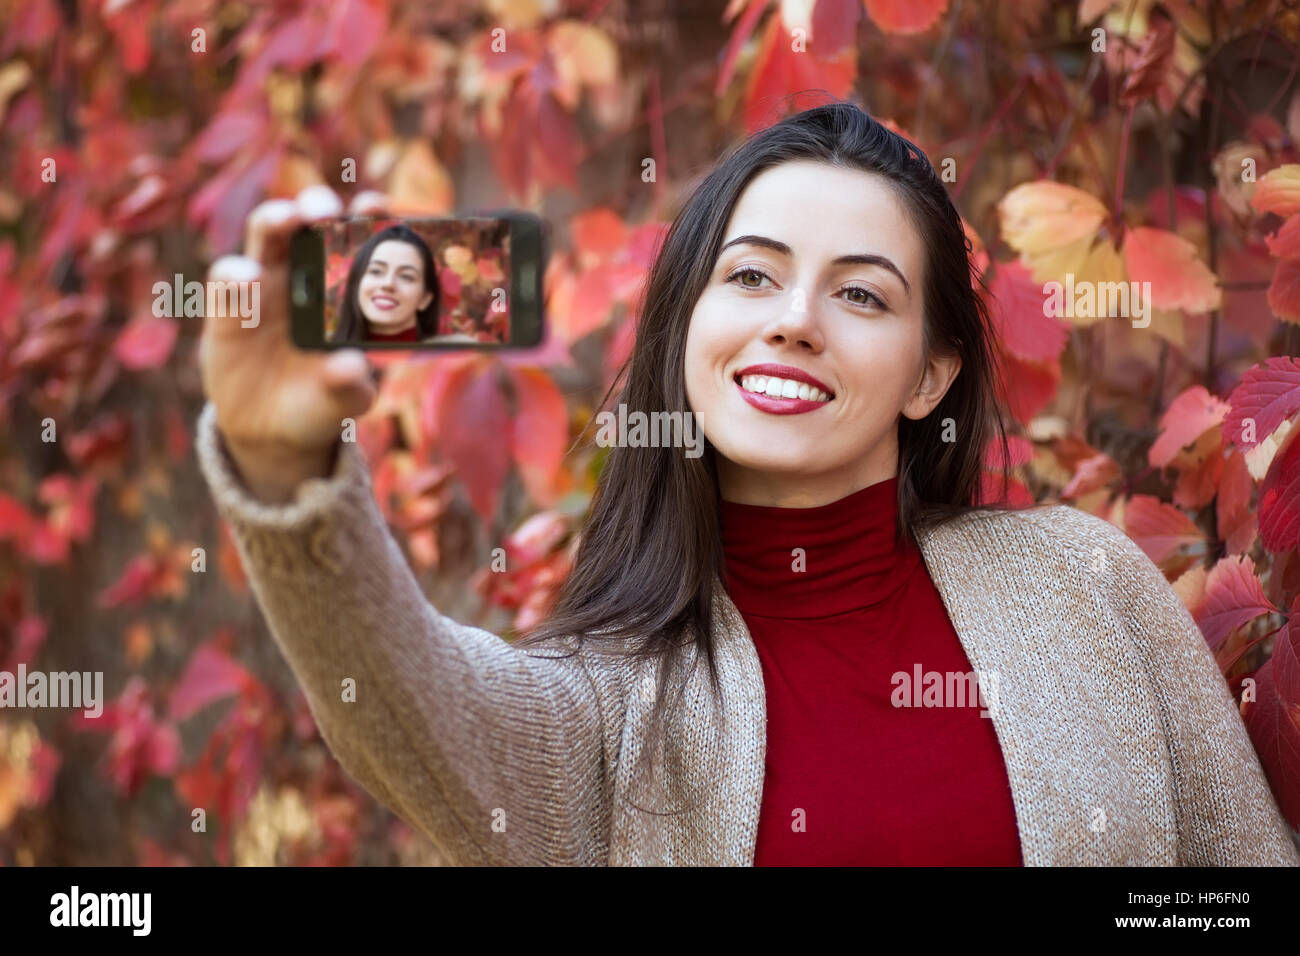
left=195, top=188, right=610, bottom=865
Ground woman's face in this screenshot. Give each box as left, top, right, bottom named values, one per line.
left=684, top=160, right=960, bottom=507
left=357, top=239, right=434, bottom=332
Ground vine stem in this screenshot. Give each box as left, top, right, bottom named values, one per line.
left=950, top=76, right=1027, bottom=202
left=1113, top=101, right=1135, bottom=222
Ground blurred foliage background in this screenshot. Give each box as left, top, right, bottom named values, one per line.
left=2, top=0, right=1300, bottom=864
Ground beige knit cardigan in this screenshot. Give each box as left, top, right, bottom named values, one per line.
left=195, top=402, right=1299, bottom=866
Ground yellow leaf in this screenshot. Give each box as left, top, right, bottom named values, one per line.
left=998, top=181, right=1109, bottom=279
left=1245, top=417, right=1293, bottom=480
left=547, top=21, right=618, bottom=111
left=1145, top=307, right=1186, bottom=347
left=388, top=140, right=454, bottom=216
left=270, top=154, right=324, bottom=200
left=0, top=60, right=31, bottom=125
left=485, top=0, right=552, bottom=30
left=1251, top=164, right=1300, bottom=218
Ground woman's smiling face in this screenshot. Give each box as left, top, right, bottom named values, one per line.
left=684, top=159, right=960, bottom=507
left=357, top=239, right=434, bottom=332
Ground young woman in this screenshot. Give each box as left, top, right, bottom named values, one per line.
left=329, top=224, right=440, bottom=344
left=196, top=102, right=1298, bottom=866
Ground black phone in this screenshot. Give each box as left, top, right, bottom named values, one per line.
left=289, top=210, right=546, bottom=349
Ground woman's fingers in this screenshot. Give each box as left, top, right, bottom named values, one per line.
left=321, top=348, right=377, bottom=417
left=296, top=184, right=344, bottom=226
left=202, top=253, right=263, bottom=343
left=348, top=190, right=389, bottom=218
left=243, top=199, right=300, bottom=267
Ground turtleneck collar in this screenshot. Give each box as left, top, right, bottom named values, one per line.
left=368, top=322, right=420, bottom=341
left=718, top=475, right=921, bottom=620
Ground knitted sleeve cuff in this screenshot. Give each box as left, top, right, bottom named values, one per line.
left=193, top=400, right=372, bottom=578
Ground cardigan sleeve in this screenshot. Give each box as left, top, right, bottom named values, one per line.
left=193, top=401, right=609, bottom=865
left=1099, top=517, right=1300, bottom=866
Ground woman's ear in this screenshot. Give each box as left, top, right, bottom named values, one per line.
left=902, top=350, right=961, bottom=421
left=418, top=290, right=434, bottom=311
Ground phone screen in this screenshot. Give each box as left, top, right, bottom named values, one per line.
left=289, top=212, right=545, bottom=350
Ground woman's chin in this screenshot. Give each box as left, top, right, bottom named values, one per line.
left=716, top=442, right=823, bottom=476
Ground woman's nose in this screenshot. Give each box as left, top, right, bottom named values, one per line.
left=764, top=288, right=825, bottom=349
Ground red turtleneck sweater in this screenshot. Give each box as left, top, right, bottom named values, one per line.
left=368, top=324, right=420, bottom=342
left=719, top=475, right=1023, bottom=866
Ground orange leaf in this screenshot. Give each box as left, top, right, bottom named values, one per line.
left=1061, top=452, right=1120, bottom=499
left=1264, top=213, right=1300, bottom=261
left=1217, top=449, right=1257, bottom=556
left=571, top=207, right=627, bottom=268
left=510, top=367, right=569, bottom=507
left=994, top=351, right=1059, bottom=422
left=985, top=259, right=1069, bottom=363
left=1122, top=494, right=1204, bottom=567
left=863, top=0, right=949, bottom=34
left=1122, top=226, right=1221, bottom=312
left=1267, top=257, right=1300, bottom=323
left=569, top=265, right=617, bottom=341
left=436, top=356, right=511, bottom=526
left=1148, top=385, right=1229, bottom=467
left=1250, top=164, right=1300, bottom=218
left=743, top=13, right=856, bottom=133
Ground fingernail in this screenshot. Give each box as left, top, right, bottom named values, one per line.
left=262, top=199, right=297, bottom=226
left=298, top=185, right=342, bottom=219
left=210, top=254, right=259, bottom=282
left=351, top=190, right=386, bottom=211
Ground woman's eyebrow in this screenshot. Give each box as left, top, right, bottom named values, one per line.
left=369, top=258, right=418, bottom=273
left=719, top=234, right=911, bottom=298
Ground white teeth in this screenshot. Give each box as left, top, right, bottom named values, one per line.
left=738, top=374, right=830, bottom=402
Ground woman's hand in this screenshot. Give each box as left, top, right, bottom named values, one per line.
left=199, top=186, right=385, bottom=503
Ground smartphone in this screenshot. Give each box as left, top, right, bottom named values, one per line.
left=289, top=210, right=546, bottom=349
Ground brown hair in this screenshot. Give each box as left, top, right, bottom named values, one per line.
left=516, top=99, right=1019, bottom=815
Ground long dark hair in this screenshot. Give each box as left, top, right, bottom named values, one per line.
left=330, top=224, right=439, bottom=343
left=516, top=100, right=1019, bottom=815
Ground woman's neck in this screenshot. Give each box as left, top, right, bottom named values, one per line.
left=717, top=451, right=901, bottom=508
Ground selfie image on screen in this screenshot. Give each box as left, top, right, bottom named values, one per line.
left=321, top=217, right=511, bottom=345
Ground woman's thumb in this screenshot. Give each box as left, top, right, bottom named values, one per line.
left=321, top=348, right=377, bottom=414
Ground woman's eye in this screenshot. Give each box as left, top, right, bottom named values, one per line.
left=841, top=285, right=886, bottom=310
left=726, top=267, right=771, bottom=289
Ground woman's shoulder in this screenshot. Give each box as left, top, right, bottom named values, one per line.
left=917, top=500, right=1155, bottom=586
left=920, top=499, right=1132, bottom=549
